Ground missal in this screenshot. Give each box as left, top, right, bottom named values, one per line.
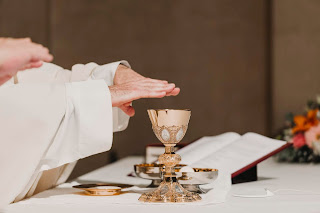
left=146, top=132, right=290, bottom=178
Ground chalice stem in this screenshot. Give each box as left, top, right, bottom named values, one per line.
left=163, top=145, right=178, bottom=177
left=165, top=146, right=174, bottom=154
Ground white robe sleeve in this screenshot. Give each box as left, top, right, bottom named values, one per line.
left=39, top=80, right=113, bottom=171
left=72, top=60, right=131, bottom=132
left=0, top=60, right=130, bottom=208
left=15, top=60, right=131, bottom=132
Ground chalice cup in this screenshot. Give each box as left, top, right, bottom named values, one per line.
left=139, top=109, right=201, bottom=203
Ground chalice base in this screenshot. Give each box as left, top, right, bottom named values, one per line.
left=139, top=177, right=201, bottom=203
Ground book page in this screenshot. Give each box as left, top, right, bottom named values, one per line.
left=176, top=132, right=241, bottom=165
left=189, top=132, right=287, bottom=174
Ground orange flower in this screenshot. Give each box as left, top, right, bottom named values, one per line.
left=292, top=109, right=319, bottom=134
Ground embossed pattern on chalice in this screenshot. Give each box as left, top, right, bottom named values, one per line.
left=158, top=154, right=181, bottom=166
left=152, top=125, right=187, bottom=144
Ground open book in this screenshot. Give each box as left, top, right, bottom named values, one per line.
left=175, top=132, right=290, bottom=177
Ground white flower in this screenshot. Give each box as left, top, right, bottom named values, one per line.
left=312, top=141, right=320, bottom=155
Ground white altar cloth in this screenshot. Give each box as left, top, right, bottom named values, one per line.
left=6, top=156, right=320, bottom=213
left=6, top=157, right=230, bottom=207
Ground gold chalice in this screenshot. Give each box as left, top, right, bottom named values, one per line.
left=139, top=109, right=201, bottom=203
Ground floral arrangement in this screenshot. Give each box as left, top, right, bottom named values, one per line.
left=276, top=96, right=320, bottom=163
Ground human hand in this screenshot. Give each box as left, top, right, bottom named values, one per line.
left=109, top=78, right=178, bottom=116
left=114, top=64, right=180, bottom=97
left=0, top=37, right=53, bottom=85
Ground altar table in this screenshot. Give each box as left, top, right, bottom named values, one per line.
left=7, top=156, right=320, bottom=213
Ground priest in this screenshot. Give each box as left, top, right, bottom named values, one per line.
left=0, top=38, right=180, bottom=208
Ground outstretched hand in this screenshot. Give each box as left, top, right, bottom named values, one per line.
left=0, top=37, right=53, bottom=85
left=110, top=74, right=180, bottom=116
left=114, top=64, right=180, bottom=96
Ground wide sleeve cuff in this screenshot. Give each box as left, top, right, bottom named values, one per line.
left=90, top=60, right=131, bottom=86
left=113, top=107, right=130, bottom=132
left=71, top=79, right=114, bottom=158
left=89, top=60, right=131, bottom=132
left=39, top=79, right=114, bottom=170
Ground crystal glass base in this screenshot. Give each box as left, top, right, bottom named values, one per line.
left=139, top=177, right=201, bottom=203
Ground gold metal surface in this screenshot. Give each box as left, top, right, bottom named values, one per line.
left=139, top=109, right=201, bottom=203
left=73, top=183, right=132, bottom=196
left=176, top=168, right=219, bottom=194
left=134, top=163, right=187, bottom=187
left=83, top=188, right=121, bottom=196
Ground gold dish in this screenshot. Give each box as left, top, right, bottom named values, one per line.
left=73, top=183, right=132, bottom=196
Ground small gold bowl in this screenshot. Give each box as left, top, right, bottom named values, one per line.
left=73, top=183, right=132, bottom=196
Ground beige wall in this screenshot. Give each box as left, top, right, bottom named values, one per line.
left=272, top=0, right=320, bottom=133
left=3, top=0, right=319, bottom=178
left=50, top=0, right=269, bottom=160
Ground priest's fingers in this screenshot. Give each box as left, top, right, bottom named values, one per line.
left=29, top=61, right=43, bottom=68
left=0, top=37, right=54, bottom=86
left=143, top=83, right=176, bottom=92
left=28, top=45, right=53, bottom=62
left=119, top=105, right=135, bottom=117
left=140, top=82, right=170, bottom=88
left=166, top=87, right=180, bottom=96
left=137, top=90, right=167, bottom=99
left=16, top=38, right=53, bottom=63
left=139, top=79, right=169, bottom=86
left=145, top=78, right=168, bottom=84
left=22, top=61, right=43, bottom=70
left=123, top=102, right=132, bottom=107
left=109, top=79, right=178, bottom=107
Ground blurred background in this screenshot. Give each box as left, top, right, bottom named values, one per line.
left=1, top=0, right=320, bottom=178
